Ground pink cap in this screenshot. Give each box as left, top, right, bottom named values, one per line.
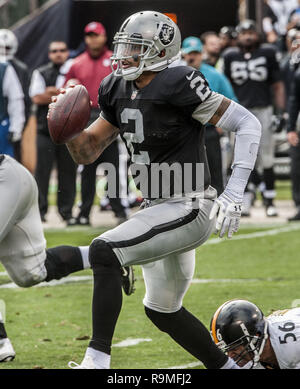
left=84, top=22, right=106, bottom=35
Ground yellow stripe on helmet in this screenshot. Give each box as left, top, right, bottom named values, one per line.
left=211, top=299, right=237, bottom=344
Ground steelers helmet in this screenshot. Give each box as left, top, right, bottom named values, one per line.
left=0, top=29, right=18, bottom=61
left=111, top=11, right=181, bottom=81
left=210, top=299, right=268, bottom=367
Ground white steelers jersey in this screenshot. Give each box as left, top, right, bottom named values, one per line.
left=267, top=308, right=300, bottom=369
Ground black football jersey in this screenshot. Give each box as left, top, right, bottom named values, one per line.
left=98, top=66, right=213, bottom=199
left=222, top=44, right=281, bottom=108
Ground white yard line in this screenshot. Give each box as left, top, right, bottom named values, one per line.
left=112, top=338, right=152, bottom=348
left=166, top=361, right=203, bottom=369
left=204, top=223, right=300, bottom=246
left=0, top=275, right=284, bottom=289
left=191, top=278, right=276, bottom=284
left=0, top=275, right=93, bottom=289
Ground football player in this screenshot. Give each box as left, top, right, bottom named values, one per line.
left=222, top=19, right=286, bottom=217
left=0, top=60, right=25, bottom=158
left=219, top=26, right=237, bottom=52
left=50, top=11, right=261, bottom=369
left=211, top=299, right=300, bottom=369
left=0, top=154, right=134, bottom=362
left=0, top=29, right=32, bottom=162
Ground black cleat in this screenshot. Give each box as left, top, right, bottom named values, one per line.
left=121, top=266, right=136, bottom=296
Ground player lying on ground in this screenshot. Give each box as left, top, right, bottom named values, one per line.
left=0, top=154, right=134, bottom=362
left=49, top=11, right=261, bottom=369
left=211, top=299, right=300, bottom=369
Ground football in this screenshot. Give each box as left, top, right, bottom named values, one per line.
left=47, top=84, right=91, bottom=145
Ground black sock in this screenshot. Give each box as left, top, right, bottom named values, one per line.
left=89, top=257, right=123, bottom=355
left=45, top=246, right=83, bottom=281
left=263, top=168, right=275, bottom=191
left=145, top=306, right=228, bottom=369
left=0, top=322, right=7, bottom=339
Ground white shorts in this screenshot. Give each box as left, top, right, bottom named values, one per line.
left=0, top=155, right=47, bottom=287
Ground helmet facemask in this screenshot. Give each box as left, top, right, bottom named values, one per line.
left=111, top=33, right=160, bottom=80
left=217, top=322, right=268, bottom=368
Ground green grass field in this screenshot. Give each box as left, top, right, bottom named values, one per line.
left=0, top=222, right=300, bottom=369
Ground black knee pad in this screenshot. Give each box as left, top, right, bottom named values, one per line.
left=89, top=239, right=120, bottom=272
left=145, top=306, right=182, bottom=333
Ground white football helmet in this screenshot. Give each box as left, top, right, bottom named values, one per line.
left=0, top=29, right=18, bottom=62
left=111, top=11, right=181, bottom=80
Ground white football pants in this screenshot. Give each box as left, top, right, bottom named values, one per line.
left=0, top=155, right=47, bottom=287
left=95, top=186, right=217, bottom=313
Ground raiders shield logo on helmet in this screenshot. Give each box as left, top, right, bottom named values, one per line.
left=159, top=24, right=175, bottom=45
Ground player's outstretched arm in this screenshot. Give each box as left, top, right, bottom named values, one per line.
left=206, top=96, right=262, bottom=238
left=66, top=116, right=119, bottom=165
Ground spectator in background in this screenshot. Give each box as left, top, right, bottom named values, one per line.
left=29, top=40, right=77, bottom=226
left=286, top=41, right=300, bottom=220
left=0, top=29, right=31, bottom=162
left=263, top=0, right=298, bottom=51
left=65, top=22, right=128, bottom=226
left=280, top=29, right=300, bottom=102
left=219, top=26, right=238, bottom=52
left=181, top=36, right=238, bottom=195
left=200, top=31, right=222, bottom=67
left=0, top=61, right=25, bottom=158
left=223, top=19, right=286, bottom=217
left=286, top=0, right=300, bottom=30
left=217, top=26, right=238, bottom=73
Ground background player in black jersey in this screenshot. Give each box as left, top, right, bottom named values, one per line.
left=222, top=19, right=286, bottom=217
left=50, top=11, right=261, bottom=369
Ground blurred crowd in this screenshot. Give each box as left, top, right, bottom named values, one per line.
left=2, top=0, right=300, bottom=225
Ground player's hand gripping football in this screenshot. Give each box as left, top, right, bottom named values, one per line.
left=209, top=193, right=242, bottom=238
left=47, top=84, right=92, bottom=145
left=47, top=84, right=76, bottom=119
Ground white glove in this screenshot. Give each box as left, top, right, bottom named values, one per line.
left=209, top=193, right=242, bottom=238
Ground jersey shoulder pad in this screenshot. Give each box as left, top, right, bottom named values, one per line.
left=162, top=65, right=205, bottom=89
left=222, top=47, right=240, bottom=59
left=260, top=43, right=278, bottom=55
left=99, top=73, right=120, bottom=95
left=267, top=309, right=291, bottom=319
left=164, top=65, right=199, bottom=81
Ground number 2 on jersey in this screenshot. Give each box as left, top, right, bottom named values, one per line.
left=121, top=108, right=150, bottom=165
